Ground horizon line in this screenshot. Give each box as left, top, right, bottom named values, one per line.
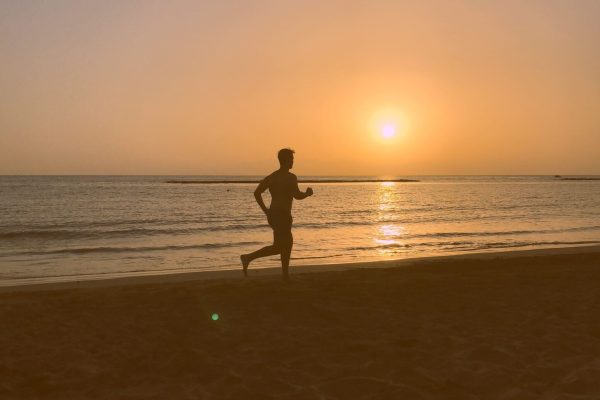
left=2, top=174, right=599, bottom=177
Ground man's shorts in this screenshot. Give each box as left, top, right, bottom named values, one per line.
left=267, top=208, right=293, bottom=235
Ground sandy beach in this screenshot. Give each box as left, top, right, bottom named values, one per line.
left=2, top=246, right=600, bottom=399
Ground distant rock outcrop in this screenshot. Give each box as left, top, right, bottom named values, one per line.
left=165, top=179, right=420, bottom=184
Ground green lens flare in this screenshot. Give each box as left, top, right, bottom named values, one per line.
left=211, top=313, right=219, bottom=321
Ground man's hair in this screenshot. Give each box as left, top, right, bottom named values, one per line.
left=277, top=148, right=295, bottom=164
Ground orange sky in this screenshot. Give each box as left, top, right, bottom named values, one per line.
left=1, top=1, right=599, bottom=175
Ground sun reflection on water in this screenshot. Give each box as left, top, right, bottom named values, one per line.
left=374, top=182, right=406, bottom=256
left=378, top=182, right=395, bottom=211
left=375, top=224, right=403, bottom=245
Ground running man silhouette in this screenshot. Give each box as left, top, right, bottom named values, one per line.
left=240, top=148, right=313, bottom=280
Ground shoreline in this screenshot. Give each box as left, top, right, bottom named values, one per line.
left=2, top=244, right=600, bottom=293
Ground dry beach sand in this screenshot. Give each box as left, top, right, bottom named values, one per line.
left=2, top=246, right=600, bottom=399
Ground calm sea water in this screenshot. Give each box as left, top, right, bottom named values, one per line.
left=1, top=175, right=600, bottom=283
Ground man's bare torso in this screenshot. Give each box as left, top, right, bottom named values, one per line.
left=265, top=170, right=297, bottom=213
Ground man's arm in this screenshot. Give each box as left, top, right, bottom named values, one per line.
left=254, top=178, right=270, bottom=215
left=292, top=175, right=313, bottom=200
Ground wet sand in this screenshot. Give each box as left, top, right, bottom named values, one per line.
left=2, top=246, right=600, bottom=399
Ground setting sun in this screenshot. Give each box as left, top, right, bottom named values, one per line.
left=381, top=123, right=396, bottom=138
left=370, top=109, right=406, bottom=144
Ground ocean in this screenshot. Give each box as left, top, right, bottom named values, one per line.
left=1, top=175, right=600, bottom=284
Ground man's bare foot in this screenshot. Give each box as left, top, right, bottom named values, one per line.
left=240, top=254, right=249, bottom=276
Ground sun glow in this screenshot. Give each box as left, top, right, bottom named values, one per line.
left=381, top=123, right=396, bottom=138
left=370, top=109, right=406, bottom=143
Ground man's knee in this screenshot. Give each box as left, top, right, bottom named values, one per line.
left=275, top=240, right=291, bottom=252
left=271, top=241, right=282, bottom=252
left=282, top=237, right=293, bottom=252
left=281, top=230, right=292, bottom=244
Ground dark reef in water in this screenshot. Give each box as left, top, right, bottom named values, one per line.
left=560, top=178, right=600, bottom=181
left=165, top=179, right=420, bottom=184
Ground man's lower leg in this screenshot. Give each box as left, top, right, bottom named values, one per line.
left=241, top=245, right=280, bottom=275
left=281, top=239, right=292, bottom=281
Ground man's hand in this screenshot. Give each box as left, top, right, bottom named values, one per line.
left=306, top=187, right=313, bottom=197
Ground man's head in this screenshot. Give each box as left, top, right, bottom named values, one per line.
left=277, top=148, right=295, bottom=170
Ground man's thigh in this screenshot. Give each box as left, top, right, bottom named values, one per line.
left=273, top=228, right=293, bottom=248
